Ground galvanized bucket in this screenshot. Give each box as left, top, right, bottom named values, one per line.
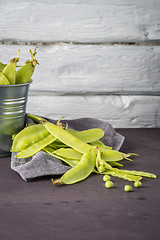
left=0, top=81, right=32, bottom=157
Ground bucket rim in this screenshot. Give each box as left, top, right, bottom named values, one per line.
left=0, top=79, right=33, bottom=88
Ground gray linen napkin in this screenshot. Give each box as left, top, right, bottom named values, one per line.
left=11, top=116, right=124, bottom=181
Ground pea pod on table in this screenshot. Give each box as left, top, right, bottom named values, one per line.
left=52, top=148, right=96, bottom=185
left=12, top=113, right=157, bottom=189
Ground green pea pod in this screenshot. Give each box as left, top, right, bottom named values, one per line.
left=11, top=124, right=49, bottom=152
left=44, top=146, right=78, bottom=167
left=0, top=62, right=7, bottom=72
left=0, top=72, right=10, bottom=85
left=2, top=50, right=20, bottom=84
left=67, top=128, right=104, bottom=143
left=15, top=134, right=56, bottom=158
left=15, top=48, right=38, bottom=84
left=53, top=148, right=82, bottom=160
left=100, top=148, right=124, bottom=162
left=44, top=121, right=92, bottom=154
left=53, top=148, right=96, bottom=185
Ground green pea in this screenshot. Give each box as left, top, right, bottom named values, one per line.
left=105, top=181, right=113, bottom=188
left=124, top=185, right=132, bottom=192
left=103, top=174, right=111, bottom=181
left=99, top=160, right=105, bottom=166
left=98, top=165, right=105, bottom=173
left=134, top=180, right=142, bottom=188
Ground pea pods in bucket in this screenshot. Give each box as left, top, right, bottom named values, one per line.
left=0, top=49, right=38, bottom=157
left=11, top=114, right=157, bottom=191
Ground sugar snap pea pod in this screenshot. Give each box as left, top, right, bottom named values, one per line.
left=0, top=72, right=10, bottom=85
left=49, top=141, right=68, bottom=149
left=0, top=62, right=7, bottom=72
left=15, top=134, right=56, bottom=158
left=16, top=48, right=38, bottom=84
left=53, top=148, right=96, bottom=185
left=66, top=128, right=104, bottom=143
left=44, top=122, right=92, bottom=154
left=104, top=169, right=142, bottom=182
left=2, top=50, right=20, bottom=84
left=53, top=148, right=82, bottom=160
left=100, top=148, right=124, bottom=162
left=44, top=146, right=78, bottom=167
left=118, top=169, right=157, bottom=179
left=100, top=148, right=137, bottom=162
left=11, top=124, right=49, bottom=152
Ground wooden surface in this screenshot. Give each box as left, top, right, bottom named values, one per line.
left=0, top=0, right=160, bottom=127
left=0, top=129, right=159, bottom=240
left=1, top=0, right=160, bottom=42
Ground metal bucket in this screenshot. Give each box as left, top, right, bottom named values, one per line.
left=0, top=81, right=32, bottom=157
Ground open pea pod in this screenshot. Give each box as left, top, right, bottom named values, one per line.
left=104, top=169, right=142, bottom=182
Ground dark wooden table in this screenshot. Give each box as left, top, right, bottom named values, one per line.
left=0, top=129, right=159, bottom=240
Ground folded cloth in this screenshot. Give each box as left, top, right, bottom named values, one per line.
left=11, top=115, right=125, bottom=181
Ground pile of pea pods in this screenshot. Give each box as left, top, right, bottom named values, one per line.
left=0, top=48, right=38, bottom=85
left=11, top=114, right=157, bottom=192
